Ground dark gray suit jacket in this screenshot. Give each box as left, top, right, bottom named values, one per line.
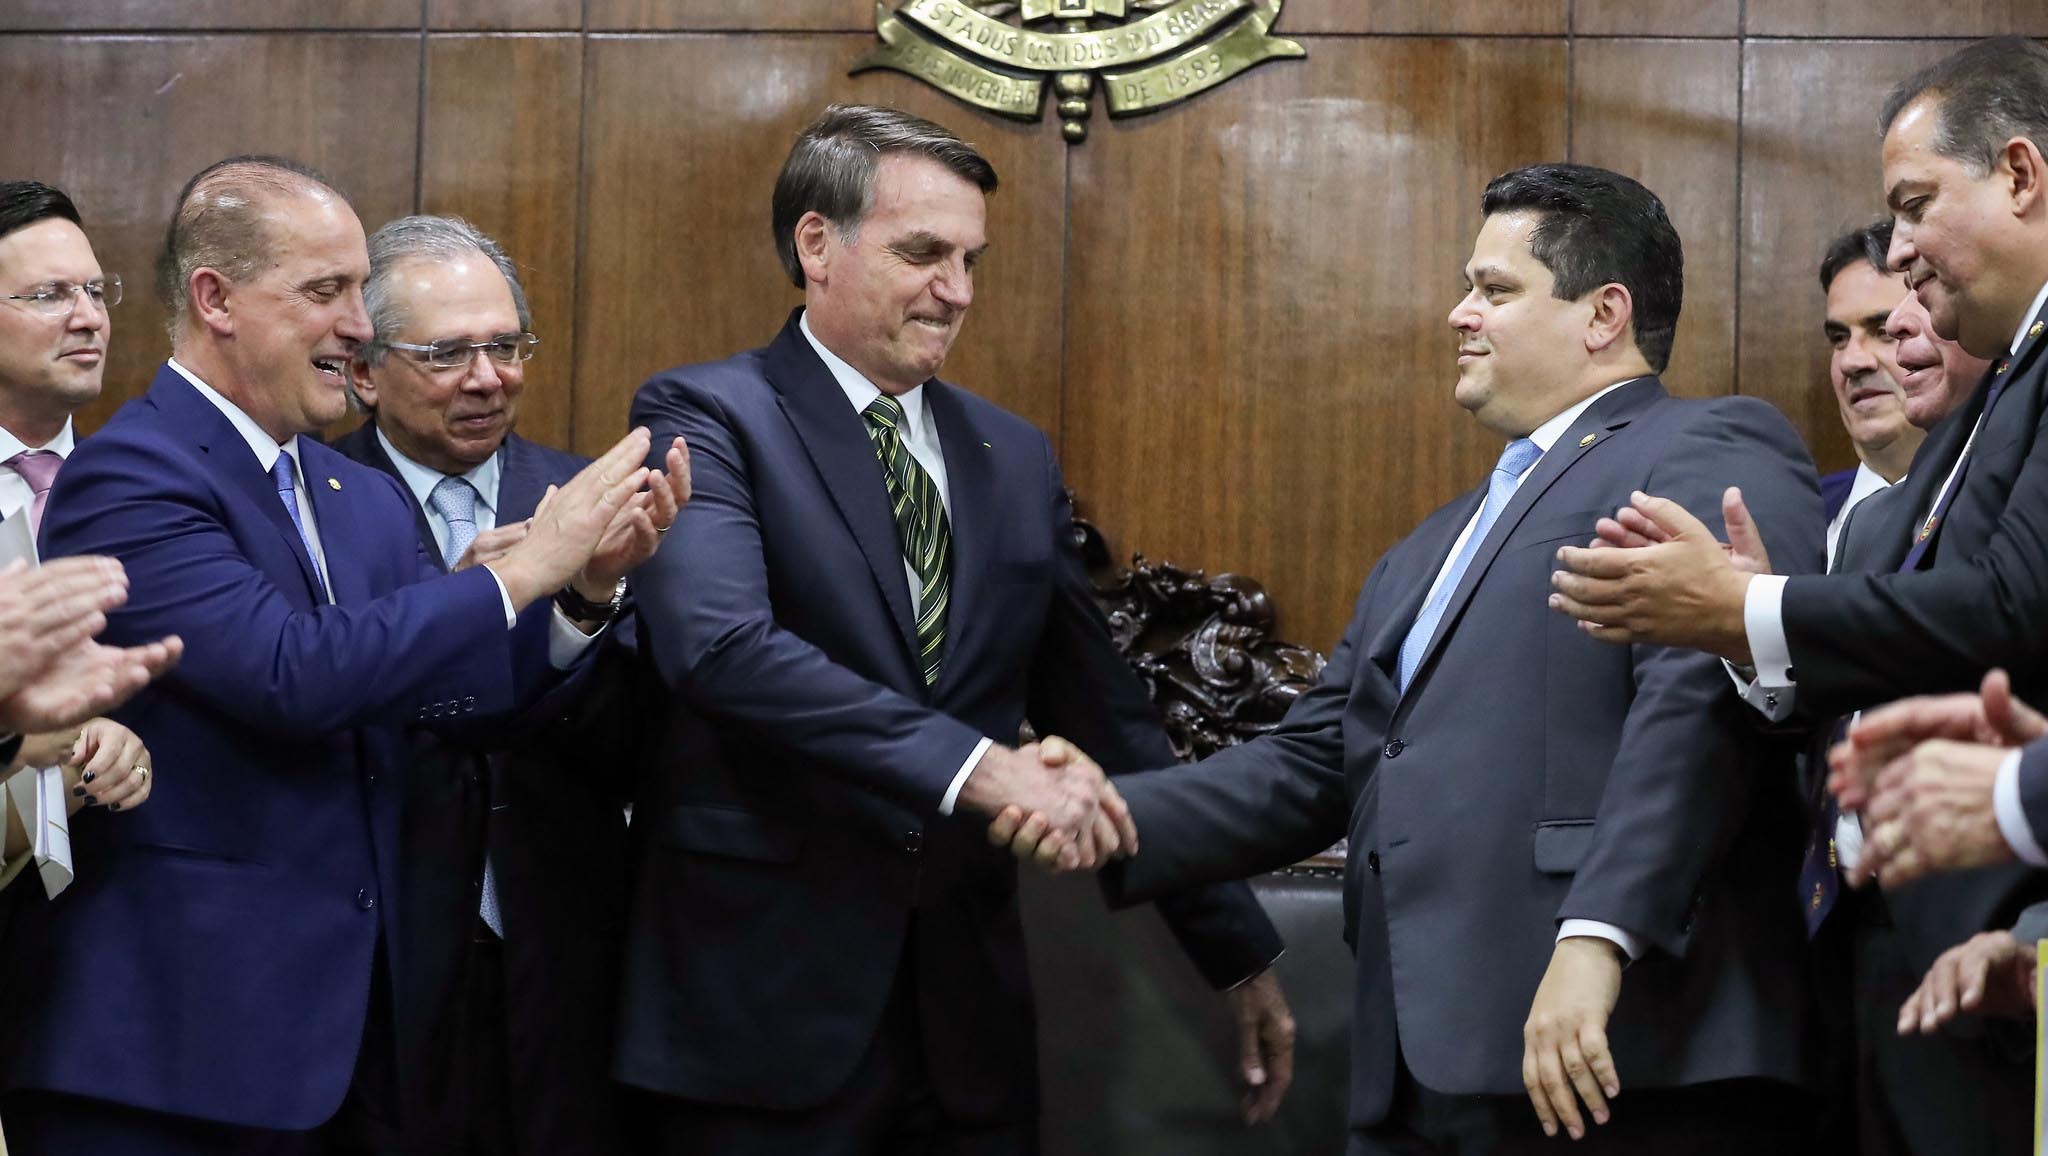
left=1104, top=378, right=1825, bottom=1131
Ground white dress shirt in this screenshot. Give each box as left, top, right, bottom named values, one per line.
left=0, top=420, right=77, bottom=898
left=1415, top=380, right=1643, bottom=959
left=797, top=314, right=991, bottom=814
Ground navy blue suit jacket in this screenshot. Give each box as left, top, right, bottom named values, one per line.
left=0, top=365, right=563, bottom=1130
left=1104, top=379, right=1826, bottom=1131
left=614, top=312, right=1282, bottom=1122
left=1819, top=466, right=1857, bottom=522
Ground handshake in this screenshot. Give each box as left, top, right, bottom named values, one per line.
left=958, top=737, right=1133, bottom=871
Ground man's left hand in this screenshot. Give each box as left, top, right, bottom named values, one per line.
left=1899, top=930, right=2038, bottom=1034
left=1229, top=970, right=1296, bottom=1124
left=1854, top=738, right=2013, bottom=888
left=576, top=436, right=690, bottom=598
left=1523, top=936, right=1624, bottom=1141
left=1547, top=488, right=1755, bottom=662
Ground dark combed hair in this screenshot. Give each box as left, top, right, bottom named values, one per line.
left=154, top=154, right=341, bottom=337
left=1479, top=163, right=1685, bottom=373
left=1881, top=37, right=2048, bottom=175
left=770, top=104, right=998, bottom=288
left=0, top=180, right=82, bottom=244
left=1819, top=219, right=1896, bottom=292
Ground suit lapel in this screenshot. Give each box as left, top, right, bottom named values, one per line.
left=1365, top=494, right=1481, bottom=679
left=765, top=315, right=921, bottom=665
left=150, top=366, right=326, bottom=602
left=337, top=424, right=443, bottom=572
left=299, top=439, right=368, bottom=605
left=494, top=434, right=553, bottom=525
left=924, top=383, right=995, bottom=684
left=1402, top=377, right=1660, bottom=698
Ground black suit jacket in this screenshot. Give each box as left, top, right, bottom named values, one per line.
left=615, top=311, right=1283, bottom=1123
left=1782, top=294, right=2048, bottom=715
left=1103, top=379, right=1825, bottom=1132
left=330, top=424, right=639, bottom=1155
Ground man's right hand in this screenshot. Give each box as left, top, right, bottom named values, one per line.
left=0, top=556, right=134, bottom=702
left=485, top=428, right=654, bottom=610
left=1829, top=668, right=2047, bottom=812
left=961, top=737, right=1135, bottom=871
left=0, top=633, right=183, bottom=734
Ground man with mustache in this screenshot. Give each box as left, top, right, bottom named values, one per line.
left=333, top=214, right=659, bottom=1155
left=1818, top=221, right=1921, bottom=560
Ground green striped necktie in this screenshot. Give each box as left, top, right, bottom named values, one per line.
left=863, top=394, right=951, bottom=686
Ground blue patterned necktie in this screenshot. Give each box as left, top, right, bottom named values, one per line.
left=269, top=454, right=329, bottom=602
left=428, top=474, right=501, bottom=936
left=1396, top=437, right=1543, bottom=692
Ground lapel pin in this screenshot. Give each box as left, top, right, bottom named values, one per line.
left=1998, top=361, right=2011, bottom=375
left=1578, top=433, right=1596, bottom=448
left=2031, top=321, right=2044, bottom=338
left=327, top=478, right=341, bottom=490
left=981, top=441, right=992, bottom=449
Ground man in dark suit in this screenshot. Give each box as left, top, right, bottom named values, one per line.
left=332, top=213, right=650, bottom=1156
left=1816, top=220, right=1920, bottom=558
left=1012, top=163, right=1828, bottom=1153
left=618, top=104, right=1293, bottom=1154
left=0, top=156, right=679, bottom=1154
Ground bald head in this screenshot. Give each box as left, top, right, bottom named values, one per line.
left=155, top=155, right=340, bottom=340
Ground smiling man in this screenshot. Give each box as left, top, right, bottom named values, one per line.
left=1817, top=221, right=1918, bottom=559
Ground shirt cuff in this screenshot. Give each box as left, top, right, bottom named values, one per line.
left=1724, top=658, right=1795, bottom=722
left=1743, top=574, right=1795, bottom=689
left=1558, top=919, right=1643, bottom=962
left=1994, top=750, right=2048, bottom=866
left=487, top=569, right=517, bottom=629
left=547, top=607, right=604, bottom=669
left=938, top=736, right=996, bottom=817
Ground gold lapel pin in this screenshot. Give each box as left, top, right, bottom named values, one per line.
left=327, top=478, right=341, bottom=490
left=1578, top=433, right=1596, bottom=448
left=2031, top=321, right=2044, bottom=337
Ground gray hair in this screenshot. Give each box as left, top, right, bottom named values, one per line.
left=770, top=104, right=998, bottom=288
left=359, top=213, right=532, bottom=368
left=156, top=154, right=339, bottom=340
left=1881, top=37, right=2048, bottom=176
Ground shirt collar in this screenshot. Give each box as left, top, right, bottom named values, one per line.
left=374, top=424, right=501, bottom=517
left=799, top=310, right=929, bottom=441
left=2011, top=279, right=2048, bottom=356
left=0, top=417, right=74, bottom=463
left=168, top=357, right=300, bottom=474
left=1848, top=461, right=1892, bottom=503
left=1525, top=377, right=1640, bottom=456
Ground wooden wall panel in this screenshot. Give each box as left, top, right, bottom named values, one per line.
left=574, top=34, right=1068, bottom=455
left=1747, top=0, right=2048, bottom=37
left=587, top=0, right=867, bottom=32
left=0, top=34, right=421, bottom=433
left=1280, top=0, right=1564, bottom=35
left=1573, top=0, right=1737, bottom=37
left=421, top=34, right=584, bottom=451
left=429, top=0, right=582, bottom=31
left=1739, top=40, right=1954, bottom=475
left=0, top=0, right=417, bottom=30
left=1571, top=39, right=1740, bottom=398
left=1064, top=38, right=1570, bottom=649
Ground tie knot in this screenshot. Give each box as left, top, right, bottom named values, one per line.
left=269, top=453, right=298, bottom=494
left=430, top=475, right=478, bottom=523
left=1495, top=437, right=1542, bottom=481
left=5, top=450, right=60, bottom=495
left=863, top=394, right=907, bottom=432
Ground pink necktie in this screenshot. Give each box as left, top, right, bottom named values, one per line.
left=5, top=450, right=61, bottom=539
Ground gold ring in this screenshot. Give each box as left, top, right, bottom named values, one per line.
left=132, top=765, right=149, bottom=781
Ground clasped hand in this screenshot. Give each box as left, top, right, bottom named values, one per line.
left=960, top=737, right=1135, bottom=872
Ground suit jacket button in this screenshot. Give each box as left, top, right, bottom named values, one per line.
left=463, top=696, right=476, bottom=711
left=1383, top=740, right=1404, bottom=759
left=1366, top=851, right=1381, bottom=874
left=903, top=830, right=924, bottom=853
left=355, top=888, right=376, bottom=911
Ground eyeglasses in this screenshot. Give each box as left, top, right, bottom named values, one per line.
left=382, top=331, right=539, bottom=372
left=3, top=276, right=121, bottom=316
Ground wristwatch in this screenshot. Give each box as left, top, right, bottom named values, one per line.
left=554, top=577, right=628, bottom=623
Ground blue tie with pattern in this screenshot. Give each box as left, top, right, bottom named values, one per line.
left=428, top=475, right=502, bottom=937
left=1396, top=437, right=1544, bottom=692
left=270, top=454, right=328, bottom=602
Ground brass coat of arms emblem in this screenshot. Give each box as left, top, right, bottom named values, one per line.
left=854, top=0, right=1303, bottom=143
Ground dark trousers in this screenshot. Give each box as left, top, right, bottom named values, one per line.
left=406, top=920, right=518, bottom=1156
left=4, top=945, right=404, bottom=1156
left=1349, top=1052, right=1815, bottom=1156
left=635, top=949, right=1030, bottom=1156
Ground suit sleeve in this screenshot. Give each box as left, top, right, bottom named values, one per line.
left=1020, top=454, right=1282, bottom=989
left=1099, top=563, right=1375, bottom=909
left=1557, top=399, right=1826, bottom=957
left=1780, top=388, right=2048, bottom=714
left=42, top=435, right=520, bottom=737
left=629, top=373, right=985, bottom=811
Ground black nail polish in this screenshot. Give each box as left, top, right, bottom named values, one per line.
left=82, top=796, right=96, bottom=806
left=72, top=786, right=85, bottom=797
left=81, top=771, right=95, bottom=783
left=108, top=803, right=121, bottom=812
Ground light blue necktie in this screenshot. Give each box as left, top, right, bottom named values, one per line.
left=1396, top=437, right=1543, bottom=692
left=428, top=475, right=502, bottom=937
left=269, top=454, right=329, bottom=602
